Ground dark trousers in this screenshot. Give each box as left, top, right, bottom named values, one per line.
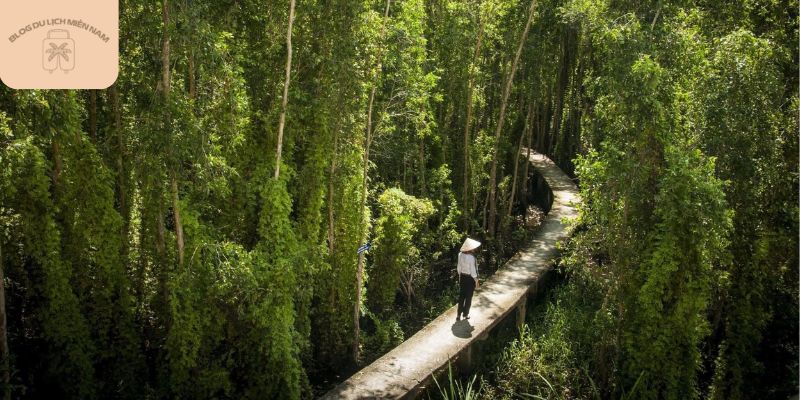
left=457, top=273, right=475, bottom=317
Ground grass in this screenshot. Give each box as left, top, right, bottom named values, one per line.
left=432, top=363, right=481, bottom=400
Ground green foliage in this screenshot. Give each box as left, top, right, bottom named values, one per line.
left=368, top=188, right=434, bottom=314
left=252, top=178, right=303, bottom=398
left=312, top=147, right=366, bottom=371
left=1, top=118, right=96, bottom=399
left=478, top=269, right=610, bottom=400
left=433, top=363, right=481, bottom=400
left=699, top=29, right=799, bottom=400
left=621, top=144, right=731, bottom=399
left=0, top=0, right=795, bottom=398
left=361, top=312, right=405, bottom=362
left=474, top=1, right=795, bottom=399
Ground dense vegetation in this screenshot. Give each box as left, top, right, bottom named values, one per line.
left=455, top=1, right=799, bottom=399
left=0, top=0, right=796, bottom=399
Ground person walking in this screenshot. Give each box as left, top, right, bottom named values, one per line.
left=456, top=238, right=480, bottom=321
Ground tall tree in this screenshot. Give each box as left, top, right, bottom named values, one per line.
left=506, top=100, right=534, bottom=219
left=487, top=0, right=536, bottom=237
left=274, top=0, right=296, bottom=179
left=462, top=4, right=484, bottom=232
left=0, top=240, right=7, bottom=400
left=161, top=0, right=185, bottom=269
left=353, top=0, right=392, bottom=364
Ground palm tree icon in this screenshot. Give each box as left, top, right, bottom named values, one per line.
left=45, top=43, right=72, bottom=73
left=42, top=30, right=75, bottom=74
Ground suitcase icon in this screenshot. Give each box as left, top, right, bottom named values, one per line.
left=43, top=29, right=75, bottom=73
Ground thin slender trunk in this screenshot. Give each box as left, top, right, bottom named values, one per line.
left=651, top=2, right=662, bottom=29
left=506, top=101, right=534, bottom=218
left=537, top=98, right=546, bottom=152
left=162, top=0, right=184, bottom=268
left=0, top=242, right=9, bottom=400
left=274, top=0, right=295, bottom=180
left=418, top=138, right=426, bottom=196
left=161, top=0, right=170, bottom=99
left=156, top=202, right=167, bottom=257
left=136, top=214, right=149, bottom=313
left=354, top=0, right=392, bottom=365
left=522, top=102, right=535, bottom=219
left=481, top=183, right=490, bottom=231
left=187, top=49, right=196, bottom=100
left=109, top=83, right=130, bottom=267
left=327, top=125, right=338, bottom=255
left=403, top=156, right=408, bottom=190
left=88, top=90, right=98, bottom=140
left=550, top=29, right=572, bottom=162
left=545, top=85, right=555, bottom=156
left=51, top=139, right=62, bottom=187
left=567, top=36, right=585, bottom=169
left=156, top=198, right=171, bottom=330
left=171, top=174, right=184, bottom=268
left=487, top=0, right=537, bottom=237
left=462, top=15, right=484, bottom=232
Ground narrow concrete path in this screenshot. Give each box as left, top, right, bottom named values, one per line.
left=320, top=151, right=579, bottom=400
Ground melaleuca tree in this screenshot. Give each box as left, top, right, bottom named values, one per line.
left=46, top=93, right=143, bottom=399
left=0, top=91, right=97, bottom=399
left=418, top=165, right=462, bottom=284
left=425, top=0, right=478, bottom=229
left=249, top=178, right=303, bottom=398
left=568, top=2, right=733, bottom=398
left=367, top=188, right=434, bottom=314
left=701, top=30, right=799, bottom=399
left=298, top=0, right=373, bottom=374
left=0, top=111, right=9, bottom=399
left=287, top=0, right=373, bottom=376
left=313, top=147, right=366, bottom=371
left=485, top=0, right=536, bottom=238
left=372, top=0, right=439, bottom=195
left=426, top=0, right=499, bottom=233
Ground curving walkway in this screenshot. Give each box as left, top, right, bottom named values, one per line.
left=320, top=151, right=580, bottom=400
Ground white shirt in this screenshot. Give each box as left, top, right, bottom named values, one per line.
left=457, top=252, right=478, bottom=278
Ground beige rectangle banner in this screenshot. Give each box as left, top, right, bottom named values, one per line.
left=0, top=0, right=118, bottom=89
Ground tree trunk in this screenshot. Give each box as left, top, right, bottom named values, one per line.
left=162, top=0, right=184, bottom=269
left=354, top=0, right=392, bottom=365
left=545, top=84, right=555, bottom=156
left=161, top=0, right=170, bottom=100
left=156, top=203, right=167, bottom=257
left=0, top=242, right=9, bottom=400
left=564, top=34, right=585, bottom=170
left=327, top=127, right=338, bottom=255
left=506, top=101, right=534, bottom=218
left=274, top=0, right=295, bottom=180
left=462, top=14, right=484, bottom=232
left=522, top=102, right=535, bottom=219
left=187, top=48, right=196, bottom=100
left=171, top=173, right=184, bottom=268
left=88, top=90, right=98, bottom=141
left=487, top=0, right=537, bottom=237
left=537, top=94, right=547, bottom=152
left=108, top=83, right=130, bottom=268
left=418, top=138, right=426, bottom=196
left=550, top=29, right=572, bottom=162
left=51, top=138, right=62, bottom=188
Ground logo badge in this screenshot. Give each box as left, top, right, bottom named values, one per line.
left=0, top=1, right=118, bottom=89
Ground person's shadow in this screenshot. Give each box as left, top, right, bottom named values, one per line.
left=451, top=319, right=475, bottom=338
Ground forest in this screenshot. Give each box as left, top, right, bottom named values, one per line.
left=0, top=0, right=797, bottom=398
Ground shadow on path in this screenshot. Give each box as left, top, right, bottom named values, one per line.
left=451, top=320, right=475, bottom=338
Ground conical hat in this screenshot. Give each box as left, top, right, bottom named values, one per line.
left=460, top=238, right=481, bottom=252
